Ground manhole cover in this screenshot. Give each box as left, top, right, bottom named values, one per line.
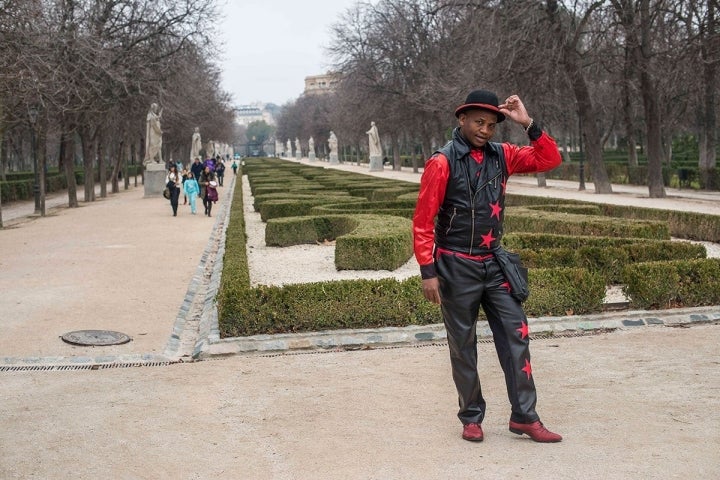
left=61, top=330, right=132, bottom=346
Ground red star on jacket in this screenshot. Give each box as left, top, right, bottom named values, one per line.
left=479, top=229, right=496, bottom=249
left=521, top=358, right=533, bottom=379
left=516, top=321, right=529, bottom=339
left=501, top=281, right=511, bottom=293
left=489, top=201, right=502, bottom=220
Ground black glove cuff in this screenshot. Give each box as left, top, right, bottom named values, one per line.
left=420, top=263, right=437, bottom=280
left=526, top=120, right=543, bottom=141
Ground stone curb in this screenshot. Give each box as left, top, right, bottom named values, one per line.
left=195, top=306, right=720, bottom=357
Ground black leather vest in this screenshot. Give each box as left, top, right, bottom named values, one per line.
left=434, top=127, right=507, bottom=255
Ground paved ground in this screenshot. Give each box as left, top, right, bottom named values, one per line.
left=1, top=160, right=719, bottom=479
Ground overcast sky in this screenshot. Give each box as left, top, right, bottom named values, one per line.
left=217, top=0, right=361, bottom=107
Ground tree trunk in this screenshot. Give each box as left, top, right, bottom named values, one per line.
left=561, top=137, right=572, bottom=163
left=547, top=0, right=613, bottom=194
left=60, top=130, right=79, bottom=208
left=621, top=48, right=639, bottom=167
left=700, top=0, right=717, bottom=189
left=567, top=46, right=613, bottom=194
left=640, top=70, right=666, bottom=197
left=390, top=133, right=401, bottom=171
left=98, top=131, right=107, bottom=198
left=78, top=125, right=96, bottom=202
left=123, top=140, right=130, bottom=190
left=111, top=140, right=122, bottom=193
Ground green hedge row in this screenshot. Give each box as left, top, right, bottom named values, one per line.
left=219, top=267, right=606, bottom=337
left=1, top=165, right=143, bottom=203
left=622, top=259, right=720, bottom=309
left=216, top=158, right=720, bottom=338
left=265, top=213, right=413, bottom=270
left=506, top=207, right=670, bottom=239
left=515, top=241, right=705, bottom=283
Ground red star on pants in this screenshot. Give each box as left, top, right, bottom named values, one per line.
left=521, top=358, right=533, bottom=379
left=479, top=229, right=496, bottom=249
left=501, top=281, right=511, bottom=293
left=489, top=201, right=502, bottom=220
left=516, top=321, right=529, bottom=339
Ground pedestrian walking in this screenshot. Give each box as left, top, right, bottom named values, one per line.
left=216, top=161, right=226, bottom=186
left=198, top=165, right=217, bottom=217
left=165, top=164, right=182, bottom=217
left=183, top=172, right=200, bottom=214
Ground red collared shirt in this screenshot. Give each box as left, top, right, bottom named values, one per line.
left=412, top=132, right=562, bottom=272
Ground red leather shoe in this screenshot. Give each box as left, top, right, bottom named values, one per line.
left=509, top=421, right=562, bottom=443
left=462, top=423, right=484, bottom=442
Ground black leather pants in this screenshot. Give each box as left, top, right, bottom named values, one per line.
left=436, top=252, right=540, bottom=425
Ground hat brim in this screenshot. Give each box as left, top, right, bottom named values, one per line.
left=455, top=103, right=505, bottom=122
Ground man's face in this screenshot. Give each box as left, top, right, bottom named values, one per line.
left=458, top=109, right=498, bottom=149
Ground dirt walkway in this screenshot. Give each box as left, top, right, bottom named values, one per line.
left=1, top=160, right=719, bottom=478
left=1, top=325, right=718, bottom=479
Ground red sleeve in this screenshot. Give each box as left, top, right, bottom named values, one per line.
left=503, top=132, right=562, bottom=176
left=413, top=153, right=449, bottom=272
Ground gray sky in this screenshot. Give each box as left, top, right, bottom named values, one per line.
left=217, top=0, right=361, bottom=107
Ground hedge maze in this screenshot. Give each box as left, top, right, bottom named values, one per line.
left=216, top=158, right=720, bottom=337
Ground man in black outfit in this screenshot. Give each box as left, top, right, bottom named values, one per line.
left=412, top=89, right=563, bottom=443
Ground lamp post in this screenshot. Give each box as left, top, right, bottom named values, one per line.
left=28, top=106, right=40, bottom=213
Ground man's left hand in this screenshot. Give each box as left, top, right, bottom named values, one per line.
left=498, top=95, right=532, bottom=128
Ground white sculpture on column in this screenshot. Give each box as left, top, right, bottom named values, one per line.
left=308, top=137, right=316, bottom=162
left=143, top=103, right=163, bottom=165
left=328, top=131, right=339, bottom=165
left=366, top=121, right=383, bottom=171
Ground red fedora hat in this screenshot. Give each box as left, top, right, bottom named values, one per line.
left=454, top=89, right=505, bottom=122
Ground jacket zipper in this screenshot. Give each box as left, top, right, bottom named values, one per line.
left=445, top=208, right=457, bottom=235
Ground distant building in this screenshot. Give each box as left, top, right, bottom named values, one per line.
left=234, top=103, right=276, bottom=126
left=304, top=72, right=339, bottom=95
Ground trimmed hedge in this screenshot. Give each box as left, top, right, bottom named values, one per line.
left=506, top=235, right=706, bottom=283
left=1, top=165, right=143, bottom=203
left=215, top=158, right=720, bottom=339
left=218, top=269, right=606, bottom=337
left=265, top=214, right=413, bottom=271
left=506, top=207, right=670, bottom=239
left=622, top=259, right=720, bottom=309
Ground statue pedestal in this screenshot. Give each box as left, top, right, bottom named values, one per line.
left=369, top=155, right=384, bottom=172
left=309, top=152, right=316, bottom=162
left=329, top=153, right=339, bottom=165
left=144, top=163, right=167, bottom=197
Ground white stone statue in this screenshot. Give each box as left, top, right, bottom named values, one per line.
left=295, top=137, right=301, bottom=158
left=143, top=103, right=163, bottom=165
left=328, top=131, right=338, bottom=154
left=285, top=139, right=292, bottom=156
left=190, top=127, right=202, bottom=161
left=366, top=121, right=382, bottom=158
left=205, top=140, right=215, bottom=159
left=328, top=131, right=339, bottom=165
left=308, top=136, right=316, bottom=161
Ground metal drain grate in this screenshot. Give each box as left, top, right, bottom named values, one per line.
left=0, top=361, right=177, bottom=373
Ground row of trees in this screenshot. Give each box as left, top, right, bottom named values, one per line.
left=0, top=0, right=237, bottom=218
left=277, top=0, right=718, bottom=197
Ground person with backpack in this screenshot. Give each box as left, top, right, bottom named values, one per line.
left=198, top=164, right=217, bottom=217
